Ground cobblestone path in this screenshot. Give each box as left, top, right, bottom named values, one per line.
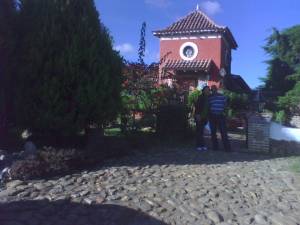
left=1, top=148, right=300, bottom=225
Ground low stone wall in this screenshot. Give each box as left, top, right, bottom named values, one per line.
left=247, top=113, right=300, bottom=155
left=247, top=113, right=270, bottom=153
left=270, top=139, right=300, bottom=155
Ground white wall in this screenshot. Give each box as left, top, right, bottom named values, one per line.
left=270, top=122, right=300, bottom=142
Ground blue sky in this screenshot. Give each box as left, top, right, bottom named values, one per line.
left=96, top=0, right=300, bottom=88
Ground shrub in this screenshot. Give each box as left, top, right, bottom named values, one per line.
left=138, top=113, right=156, bottom=128
left=187, top=89, right=201, bottom=108
left=9, top=147, right=88, bottom=180
left=275, top=110, right=287, bottom=124
left=120, top=80, right=170, bottom=132
left=10, top=159, right=44, bottom=180
left=227, top=109, right=234, bottom=118
left=224, top=90, right=249, bottom=117
left=39, top=147, right=85, bottom=173
left=156, top=104, right=189, bottom=136
left=277, top=81, right=300, bottom=114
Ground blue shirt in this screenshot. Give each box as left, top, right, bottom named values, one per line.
left=209, top=93, right=227, bottom=115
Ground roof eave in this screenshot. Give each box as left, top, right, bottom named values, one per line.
left=224, top=27, right=238, bottom=49
left=153, top=29, right=224, bottom=38
left=163, top=59, right=212, bottom=72
left=153, top=28, right=238, bottom=49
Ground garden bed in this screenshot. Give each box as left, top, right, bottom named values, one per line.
left=270, top=139, right=300, bottom=155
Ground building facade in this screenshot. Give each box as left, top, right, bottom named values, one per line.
left=153, top=9, right=239, bottom=92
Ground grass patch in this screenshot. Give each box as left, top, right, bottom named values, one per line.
left=104, top=126, right=156, bottom=137
left=104, top=127, right=122, bottom=136
left=289, top=157, right=300, bottom=173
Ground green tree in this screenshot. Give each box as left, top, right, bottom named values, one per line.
left=121, top=62, right=162, bottom=131
left=262, top=25, right=300, bottom=114
left=278, top=79, right=300, bottom=114
left=138, top=22, right=146, bottom=65
left=262, top=28, right=296, bottom=95
left=223, top=90, right=249, bottom=117
left=16, top=0, right=123, bottom=135
left=262, top=58, right=294, bottom=94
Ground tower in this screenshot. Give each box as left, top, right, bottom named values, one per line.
left=153, top=9, right=238, bottom=91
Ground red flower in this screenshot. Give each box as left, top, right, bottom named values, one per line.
left=122, top=80, right=129, bottom=87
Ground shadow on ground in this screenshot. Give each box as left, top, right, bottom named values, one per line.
left=54, top=136, right=285, bottom=178
left=0, top=200, right=168, bottom=225
left=100, top=146, right=284, bottom=168
left=92, top=132, right=287, bottom=167
left=2, top=132, right=293, bottom=182
left=50, top=135, right=294, bottom=178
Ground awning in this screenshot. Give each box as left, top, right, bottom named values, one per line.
left=163, top=59, right=212, bottom=72
left=224, top=74, right=252, bottom=94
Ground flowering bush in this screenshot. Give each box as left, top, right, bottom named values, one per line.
left=120, top=62, right=172, bottom=131
left=223, top=90, right=249, bottom=117
left=39, top=147, right=84, bottom=173
left=187, top=89, right=201, bottom=108
left=10, top=159, right=44, bottom=180
left=8, top=147, right=87, bottom=180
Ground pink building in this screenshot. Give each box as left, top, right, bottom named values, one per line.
left=153, top=8, right=250, bottom=93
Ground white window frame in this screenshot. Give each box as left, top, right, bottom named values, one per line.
left=179, top=42, right=198, bottom=61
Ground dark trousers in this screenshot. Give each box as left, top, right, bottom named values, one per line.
left=195, top=119, right=207, bottom=148
left=209, top=114, right=231, bottom=151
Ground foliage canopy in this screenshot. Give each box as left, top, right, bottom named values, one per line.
left=262, top=25, right=300, bottom=115
left=14, top=0, right=123, bottom=135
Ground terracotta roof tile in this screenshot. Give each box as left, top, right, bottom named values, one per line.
left=153, top=10, right=238, bottom=49
left=163, top=59, right=212, bottom=71
left=154, top=10, right=224, bottom=36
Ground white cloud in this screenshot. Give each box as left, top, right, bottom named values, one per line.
left=200, top=1, right=222, bottom=16
left=145, top=0, right=171, bottom=8
left=142, top=50, right=160, bottom=63
left=114, top=43, right=134, bottom=54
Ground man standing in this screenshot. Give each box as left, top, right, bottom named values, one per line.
left=209, top=85, right=231, bottom=152
left=194, top=86, right=211, bottom=151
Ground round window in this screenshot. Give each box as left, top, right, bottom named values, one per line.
left=183, top=46, right=195, bottom=58
left=179, top=42, right=198, bottom=60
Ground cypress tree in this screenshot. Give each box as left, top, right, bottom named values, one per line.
left=0, top=0, right=17, bottom=134
left=138, top=22, right=146, bottom=65
left=16, top=0, right=122, bottom=135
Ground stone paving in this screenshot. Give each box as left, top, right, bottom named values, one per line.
left=0, top=147, right=300, bottom=225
